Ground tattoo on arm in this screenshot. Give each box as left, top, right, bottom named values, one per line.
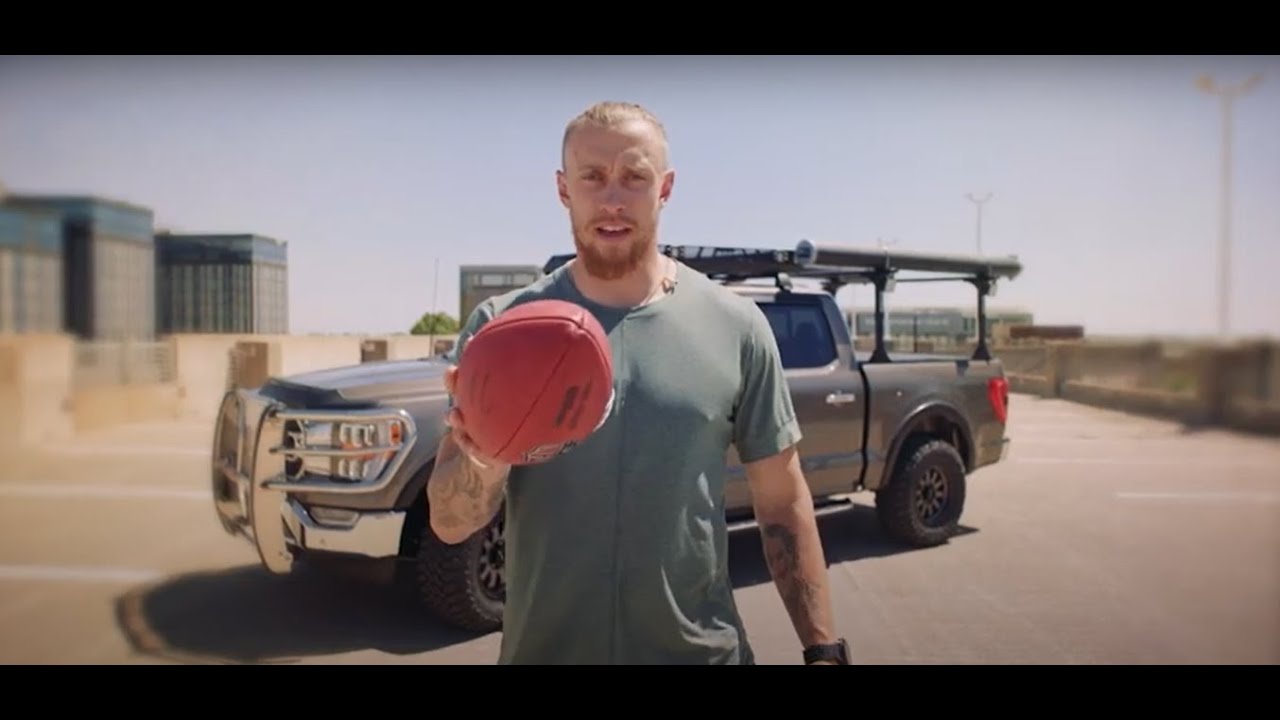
left=761, top=522, right=823, bottom=629
left=428, top=436, right=507, bottom=535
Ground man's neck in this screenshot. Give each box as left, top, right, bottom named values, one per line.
left=570, top=248, right=667, bottom=309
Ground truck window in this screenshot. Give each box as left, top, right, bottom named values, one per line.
left=760, top=302, right=837, bottom=369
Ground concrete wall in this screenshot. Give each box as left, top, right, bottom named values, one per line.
left=1, top=332, right=460, bottom=447
left=0, top=334, right=75, bottom=449
left=167, top=333, right=458, bottom=422
left=5, top=331, right=1277, bottom=444
left=1003, top=340, right=1280, bottom=436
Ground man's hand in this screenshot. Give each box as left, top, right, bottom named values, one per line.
left=744, top=444, right=839, bottom=655
left=442, top=366, right=509, bottom=472
left=427, top=366, right=512, bottom=544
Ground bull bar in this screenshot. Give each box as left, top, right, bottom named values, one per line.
left=211, top=388, right=419, bottom=574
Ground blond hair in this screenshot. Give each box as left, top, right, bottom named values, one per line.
left=561, top=101, right=669, bottom=167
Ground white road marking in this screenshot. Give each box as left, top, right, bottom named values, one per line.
left=42, top=446, right=210, bottom=457
left=1010, top=457, right=1278, bottom=469
left=0, top=484, right=209, bottom=501
left=1115, top=491, right=1280, bottom=503
left=0, top=565, right=163, bottom=583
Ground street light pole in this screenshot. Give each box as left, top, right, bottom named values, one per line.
left=1196, top=72, right=1262, bottom=339
left=429, top=256, right=439, bottom=353
left=965, top=192, right=992, bottom=254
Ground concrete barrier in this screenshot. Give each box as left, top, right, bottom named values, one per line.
left=69, top=383, right=182, bottom=432
left=1060, top=380, right=1201, bottom=423
left=3, top=332, right=1277, bottom=442
left=0, top=334, right=74, bottom=449
left=1001, top=338, right=1280, bottom=437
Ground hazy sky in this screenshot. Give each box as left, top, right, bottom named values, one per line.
left=2, top=55, right=1277, bottom=339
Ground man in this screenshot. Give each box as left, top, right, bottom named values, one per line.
left=427, top=101, right=848, bottom=665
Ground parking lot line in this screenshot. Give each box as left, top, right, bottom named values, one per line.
left=1114, top=491, right=1280, bottom=503
left=44, top=446, right=210, bottom=457
left=0, top=484, right=209, bottom=501
left=1010, top=457, right=1277, bottom=469
left=0, top=564, right=164, bottom=583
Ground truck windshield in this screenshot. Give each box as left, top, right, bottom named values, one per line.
left=760, top=302, right=837, bottom=369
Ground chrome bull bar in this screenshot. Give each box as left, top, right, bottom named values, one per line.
left=211, top=389, right=418, bottom=574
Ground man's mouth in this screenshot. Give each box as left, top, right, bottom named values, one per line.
left=594, top=224, right=632, bottom=240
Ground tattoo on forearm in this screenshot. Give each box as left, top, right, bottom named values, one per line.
left=428, top=438, right=505, bottom=534
left=761, top=522, right=823, bottom=625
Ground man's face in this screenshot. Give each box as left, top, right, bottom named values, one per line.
left=557, top=120, right=674, bottom=280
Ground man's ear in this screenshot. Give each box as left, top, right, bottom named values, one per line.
left=556, top=169, right=570, bottom=208
left=660, top=169, right=675, bottom=204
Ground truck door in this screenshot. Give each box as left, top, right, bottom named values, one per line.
left=760, top=297, right=865, bottom=498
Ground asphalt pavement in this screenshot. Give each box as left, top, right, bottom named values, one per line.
left=1, top=394, right=1276, bottom=664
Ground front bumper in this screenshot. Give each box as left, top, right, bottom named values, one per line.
left=211, top=389, right=418, bottom=574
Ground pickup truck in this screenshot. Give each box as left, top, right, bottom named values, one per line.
left=210, top=240, right=1020, bottom=634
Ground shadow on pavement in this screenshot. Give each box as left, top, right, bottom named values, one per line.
left=114, top=502, right=976, bottom=663
left=728, top=500, right=978, bottom=589
left=114, top=562, right=480, bottom=664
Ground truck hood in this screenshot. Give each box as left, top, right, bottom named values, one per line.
left=270, top=358, right=451, bottom=405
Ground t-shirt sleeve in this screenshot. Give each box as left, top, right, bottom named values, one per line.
left=732, top=304, right=803, bottom=464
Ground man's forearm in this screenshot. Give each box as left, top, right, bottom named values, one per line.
left=426, top=435, right=508, bottom=544
left=759, top=504, right=837, bottom=648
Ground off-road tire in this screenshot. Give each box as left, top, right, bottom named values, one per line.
left=413, top=508, right=506, bottom=633
left=875, top=435, right=967, bottom=547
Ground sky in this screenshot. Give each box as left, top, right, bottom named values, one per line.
left=2, top=55, right=1277, bottom=339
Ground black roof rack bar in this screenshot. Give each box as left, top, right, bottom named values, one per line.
left=795, top=240, right=1022, bottom=280
left=890, top=276, right=983, bottom=283
left=542, top=244, right=804, bottom=277
left=540, top=240, right=1023, bottom=365
left=544, top=240, right=1022, bottom=282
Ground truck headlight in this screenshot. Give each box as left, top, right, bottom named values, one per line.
left=285, top=418, right=407, bottom=483
left=332, top=420, right=404, bottom=482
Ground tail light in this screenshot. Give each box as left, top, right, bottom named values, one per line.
left=987, top=377, right=1009, bottom=424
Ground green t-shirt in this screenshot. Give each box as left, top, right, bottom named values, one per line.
left=447, top=260, right=802, bottom=665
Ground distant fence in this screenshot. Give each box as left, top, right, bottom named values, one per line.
left=72, top=340, right=176, bottom=388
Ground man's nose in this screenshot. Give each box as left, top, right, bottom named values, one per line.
left=599, top=183, right=626, bottom=210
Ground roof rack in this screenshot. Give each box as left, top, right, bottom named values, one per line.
left=542, top=245, right=806, bottom=279
left=541, top=239, right=1023, bottom=364
left=793, top=240, right=1021, bottom=362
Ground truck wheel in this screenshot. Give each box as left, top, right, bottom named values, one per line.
left=875, top=436, right=966, bottom=547
left=413, top=508, right=506, bottom=634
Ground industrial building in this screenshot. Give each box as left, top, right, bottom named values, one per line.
left=155, top=233, right=289, bottom=334
left=1, top=194, right=156, bottom=340
left=848, top=306, right=1034, bottom=346
left=458, top=264, right=542, bottom=325
left=0, top=202, right=64, bottom=334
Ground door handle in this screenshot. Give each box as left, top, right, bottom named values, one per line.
left=825, top=391, right=857, bottom=406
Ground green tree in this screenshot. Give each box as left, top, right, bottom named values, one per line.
left=410, top=312, right=459, bottom=336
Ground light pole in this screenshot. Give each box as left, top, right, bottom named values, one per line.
left=965, top=192, right=992, bottom=254
left=1196, top=72, right=1262, bottom=339
left=429, top=256, right=439, bottom=353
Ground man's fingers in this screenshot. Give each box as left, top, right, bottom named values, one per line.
left=442, top=388, right=501, bottom=470
left=443, top=366, right=456, bottom=394
left=447, top=412, right=476, bottom=452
